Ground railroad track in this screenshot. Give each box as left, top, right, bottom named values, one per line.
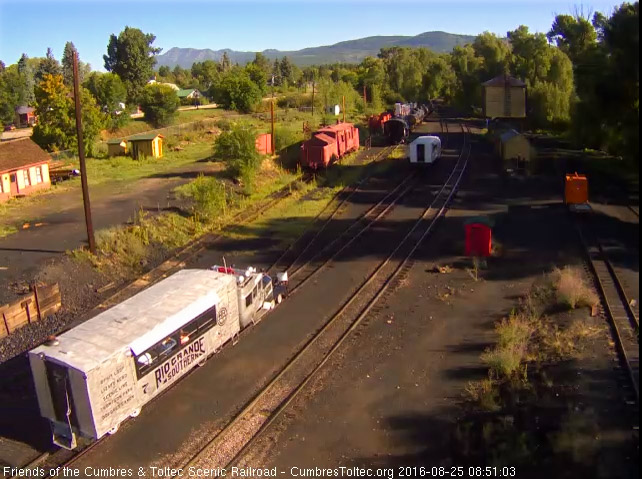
left=576, top=217, right=639, bottom=408
left=267, top=144, right=399, bottom=273
left=174, top=122, right=470, bottom=472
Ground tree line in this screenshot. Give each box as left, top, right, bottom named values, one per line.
left=0, top=3, right=637, bottom=162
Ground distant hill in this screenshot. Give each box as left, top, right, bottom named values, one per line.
left=156, top=31, right=475, bottom=69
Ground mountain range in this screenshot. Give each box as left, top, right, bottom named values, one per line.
left=156, top=31, right=475, bottom=68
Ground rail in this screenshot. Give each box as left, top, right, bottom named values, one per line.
left=575, top=218, right=639, bottom=406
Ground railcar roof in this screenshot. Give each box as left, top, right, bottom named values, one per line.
left=410, top=136, right=441, bottom=145
left=318, top=123, right=354, bottom=132
left=30, top=270, right=235, bottom=372
left=309, top=133, right=335, bottom=145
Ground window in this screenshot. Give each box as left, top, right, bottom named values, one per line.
left=134, top=305, right=217, bottom=378
left=23, top=170, right=30, bottom=186
left=36, top=167, right=42, bottom=184
left=245, top=293, right=253, bottom=308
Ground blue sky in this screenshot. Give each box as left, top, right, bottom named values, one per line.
left=0, top=0, right=624, bottom=70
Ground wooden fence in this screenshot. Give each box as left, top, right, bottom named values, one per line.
left=0, top=284, right=62, bottom=339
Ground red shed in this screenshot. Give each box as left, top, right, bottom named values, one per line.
left=300, top=133, right=338, bottom=170
left=464, top=220, right=492, bottom=257
left=255, top=133, right=273, bottom=155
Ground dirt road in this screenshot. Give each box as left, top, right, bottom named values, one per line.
left=0, top=159, right=222, bottom=297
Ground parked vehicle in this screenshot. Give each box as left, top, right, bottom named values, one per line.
left=409, top=136, right=442, bottom=165
left=28, top=267, right=286, bottom=450
left=300, top=122, right=360, bottom=170
left=3, top=124, right=16, bottom=131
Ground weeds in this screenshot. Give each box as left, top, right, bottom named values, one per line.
left=465, top=379, right=500, bottom=411
left=175, top=174, right=232, bottom=223
left=551, top=266, right=599, bottom=310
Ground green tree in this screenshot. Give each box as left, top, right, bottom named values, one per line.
left=61, top=42, right=90, bottom=87
left=158, top=65, right=171, bottom=78
left=547, top=13, right=598, bottom=64
left=220, top=51, right=231, bottom=72
left=104, top=27, right=162, bottom=103
left=473, top=32, right=512, bottom=78
left=35, top=48, right=61, bottom=83
left=252, top=52, right=272, bottom=75
left=32, top=74, right=104, bottom=155
left=85, top=72, right=128, bottom=130
left=139, top=83, right=179, bottom=127
left=0, top=65, right=22, bottom=123
left=17, top=54, right=35, bottom=105
left=210, top=69, right=262, bottom=113
left=421, top=55, right=457, bottom=101
left=245, top=63, right=268, bottom=94
left=213, top=123, right=262, bottom=187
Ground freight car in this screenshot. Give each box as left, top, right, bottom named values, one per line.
left=28, top=267, right=286, bottom=450
left=384, top=117, right=410, bottom=144
left=300, top=122, right=360, bottom=170
left=368, top=112, right=392, bottom=134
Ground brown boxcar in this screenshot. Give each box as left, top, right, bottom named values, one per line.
left=301, top=123, right=359, bottom=170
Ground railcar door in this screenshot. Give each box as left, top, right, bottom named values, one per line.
left=45, top=361, right=78, bottom=449
left=416, top=143, right=425, bottom=163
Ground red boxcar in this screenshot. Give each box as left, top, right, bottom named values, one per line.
left=301, top=122, right=359, bottom=170
left=368, top=112, right=392, bottom=133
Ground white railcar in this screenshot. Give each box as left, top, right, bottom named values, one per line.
left=409, top=136, right=442, bottom=165
left=28, top=268, right=279, bottom=450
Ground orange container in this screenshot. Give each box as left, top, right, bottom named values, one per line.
left=565, top=173, right=588, bottom=204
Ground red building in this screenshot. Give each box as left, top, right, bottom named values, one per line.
left=15, top=106, right=37, bottom=127
left=0, top=138, right=52, bottom=202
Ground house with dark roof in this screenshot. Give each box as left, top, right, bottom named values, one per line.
left=482, top=74, right=527, bottom=119
left=177, top=89, right=202, bottom=100
left=0, top=138, right=52, bottom=202
left=15, top=106, right=37, bottom=127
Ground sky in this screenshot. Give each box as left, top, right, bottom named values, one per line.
left=0, top=0, right=626, bottom=71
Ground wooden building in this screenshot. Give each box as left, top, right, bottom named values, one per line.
left=0, top=138, right=51, bottom=202
left=128, top=133, right=164, bottom=160
left=255, top=133, right=273, bottom=155
left=15, top=106, right=37, bottom=127
left=496, top=129, right=532, bottom=170
left=106, top=138, right=128, bottom=157
left=482, top=74, right=526, bottom=119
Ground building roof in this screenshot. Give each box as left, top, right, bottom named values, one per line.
left=177, top=89, right=198, bottom=98
left=482, top=74, right=526, bottom=88
left=127, top=133, right=164, bottom=142
left=0, top=138, right=51, bottom=173
left=15, top=106, right=35, bottom=115
left=31, top=269, right=236, bottom=372
left=106, top=138, right=126, bottom=145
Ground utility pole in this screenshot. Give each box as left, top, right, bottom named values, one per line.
left=342, top=95, right=346, bottom=123
left=72, top=50, right=96, bottom=254
left=363, top=85, right=367, bottom=110
left=311, top=78, right=315, bottom=116
left=270, top=100, right=275, bottom=154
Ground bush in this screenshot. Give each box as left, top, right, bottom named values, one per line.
left=274, top=126, right=302, bottom=152
left=139, top=83, right=180, bottom=127
left=481, top=312, right=534, bottom=379
left=552, top=266, right=598, bottom=310
left=176, top=174, right=229, bottom=221
left=213, top=123, right=262, bottom=188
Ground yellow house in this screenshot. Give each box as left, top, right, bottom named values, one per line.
left=0, top=138, right=51, bottom=202
left=128, top=133, right=164, bottom=160
left=482, top=74, right=526, bottom=119
left=106, top=138, right=128, bottom=156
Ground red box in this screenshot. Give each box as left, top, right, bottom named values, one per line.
left=465, top=223, right=492, bottom=257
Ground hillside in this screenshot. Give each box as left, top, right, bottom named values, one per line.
left=156, top=31, right=474, bottom=68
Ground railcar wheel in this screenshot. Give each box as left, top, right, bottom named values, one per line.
left=198, top=356, right=207, bottom=367
left=276, top=293, right=283, bottom=304
left=108, top=423, right=120, bottom=435
left=130, top=408, right=141, bottom=418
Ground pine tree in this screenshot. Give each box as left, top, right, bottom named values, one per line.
left=35, top=48, right=61, bottom=83
left=17, top=54, right=35, bottom=105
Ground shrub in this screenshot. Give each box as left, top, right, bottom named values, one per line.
left=176, top=174, right=229, bottom=221
left=139, top=83, right=179, bottom=127
left=481, top=312, right=534, bottom=379
left=274, top=126, right=302, bottom=152
left=213, top=123, right=262, bottom=188
left=552, top=266, right=599, bottom=310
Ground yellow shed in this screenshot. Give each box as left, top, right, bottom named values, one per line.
left=497, top=129, right=532, bottom=170
left=482, top=74, right=526, bottom=119
left=128, top=133, right=164, bottom=160
left=106, top=138, right=127, bottom=157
